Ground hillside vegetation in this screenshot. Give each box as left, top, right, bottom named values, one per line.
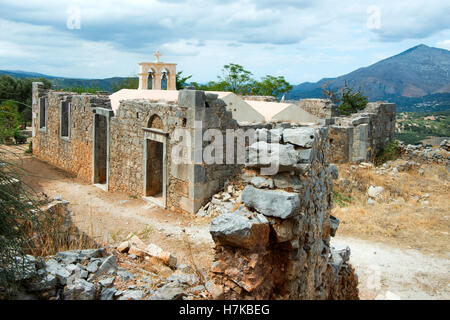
left=395, top=110, right=450, bottom=145
left=287, top=45, right=450, bottom=112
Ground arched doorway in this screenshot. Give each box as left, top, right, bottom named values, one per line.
left=143, top=114, right=167, bottom=207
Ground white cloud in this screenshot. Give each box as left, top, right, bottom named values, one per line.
left=0, top=0, right=448, bottom=83
left=437, top=40, right=450, bottom=50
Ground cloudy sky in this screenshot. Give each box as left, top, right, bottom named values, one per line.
left=0, top=0, right=449, bottom=84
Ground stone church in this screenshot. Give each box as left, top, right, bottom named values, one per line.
left=31, top=51, right=395, bottom=214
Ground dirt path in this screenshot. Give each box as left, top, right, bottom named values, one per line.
left=333, top=237, right=450, bottom=300
left=10, top=147, right=215, bottom=271
left=7, top=145, right=449, bottom=300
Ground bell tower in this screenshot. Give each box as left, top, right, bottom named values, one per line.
left=138, top=50, right=177, bottom=90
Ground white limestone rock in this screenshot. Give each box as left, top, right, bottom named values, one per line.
left=283, top=127, right=317, bottom=148
left=241, top=185, right=301, bottom=219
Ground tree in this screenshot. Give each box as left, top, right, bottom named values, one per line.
left=322, top=81, right=368, bottom=115
left=190, top=80, right=228, bottom=92
left=0, top=102, right=21, bottom=143
left=321, top=82, right=340, bottom=105
left=0, top=76, right=52, bottom=124
left=252, top=75, right=293, bottom=97
left=191, top=63, right=293, bottom=99
left=338, top=81, right=368, bottom=115
left=176, top=71, right=192, bottom=90
left=218, top=63, right=253, bottom=94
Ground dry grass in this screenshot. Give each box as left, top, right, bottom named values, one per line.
left=333, top=163, right=450, bottom=256
left=27, top=202, right=99, bottom=257
left=1, top=143, right=98, bottom=258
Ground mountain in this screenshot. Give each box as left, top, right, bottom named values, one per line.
left=0, top=70, right=58, bottom=79
left=287, top=44, right=450, bottom=112
left=0, top=70, right=131, bottom=92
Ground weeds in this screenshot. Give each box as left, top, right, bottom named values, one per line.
left=138, top=225, right=153, bottom=240
left=333, top=188, right=352, bottom=207
left=182, top=230, right=206, bottom=287
left=0, top=145, right=96, bottom=296
left=24, top=141, right=32, bottom=154
left=374, top=140, right=401, bottom=165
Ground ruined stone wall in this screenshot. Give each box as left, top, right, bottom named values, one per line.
left=295, top=99, right=340, bottom=119
left=209, top=125, right=358, bottom=299
left=31, top=83, right=111, bottom=182
left=329, top=126, right=354, bottom=163
left=175, top=90, right=243, bottom=213
left=364, top=102, right=396, bottom=156
left=108, top=100, right=184, bottom=203
left=108, top=91, right=243, bottom=214
left=330, top=102, right=396, bottom=163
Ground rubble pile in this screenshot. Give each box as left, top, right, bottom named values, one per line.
left=7, top=200, right=208, bottom=300
left=11, top=245, right=211, bottom=300
left=197, top=184, right=242, bottom=218
left=399, top=141, right=449, bottom=165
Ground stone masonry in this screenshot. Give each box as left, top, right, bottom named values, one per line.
left=32, top=82, right=361, bottom=300
left=329, top=102, right=396, bottom=163
left=209, top=126, right=358, bottom=299
left=31, top=82, right=111, bottom=182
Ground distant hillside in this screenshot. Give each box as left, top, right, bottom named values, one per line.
left=0, top=70, right=130, bottom=92
left=287, top=44, right=450, bottom=112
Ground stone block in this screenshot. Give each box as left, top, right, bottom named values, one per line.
left=178, top=90, right=205, bottom=109
left=246, top=141, right=299, bottom=169
left=270, top=218, right=296, bottom=243
left=210, top=208, right=270, bottom=249
left=255, top=128, right=283, bottom=143
left=189, top=179, right=220, bottom=200
left=330, top=215, right=339, bottom=237
left=283, top=127, right=317, bottom=148
left=249, top=176, right=274, bottom=189
left=327, top=164, right=338, bottom=179
left=179, top=196, right=204, bottom=214
left=273, top=175, right=304, bottom=191
left=298, top=148, right=314, bottom=163
left=241, top=185, right=301, bottom=219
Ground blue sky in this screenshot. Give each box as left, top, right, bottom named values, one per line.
left=0, top=0, right=449, bottom=84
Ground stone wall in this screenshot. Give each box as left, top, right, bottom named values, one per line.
left=208, top=125, right=359, bottom=299
left=31, top=83, right=111, bottom=182
left=108, top=100, right=179, bottom=198
left=295, top=99, right=340, bottom=119
left=176, top=90, right=243, bottom=213
left=329, top=126, right=354, bottom=164
left=108, top=90, right=243, bottom=214
left=329, top=102, right=396, bottom=163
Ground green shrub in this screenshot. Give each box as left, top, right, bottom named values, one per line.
left=338, top=83, right=368, bottom=116
left=322, top=81, right=368, bottom=116
left=0, top=103, right=21, bottom=144
left=374, top=140, right=401, bottom=165
left=14, top=130, right=28, bottom=144
left=0, top=148, right=44, bottom=296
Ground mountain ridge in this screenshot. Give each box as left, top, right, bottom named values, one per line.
left=287, top=44, right=450, bottom=104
